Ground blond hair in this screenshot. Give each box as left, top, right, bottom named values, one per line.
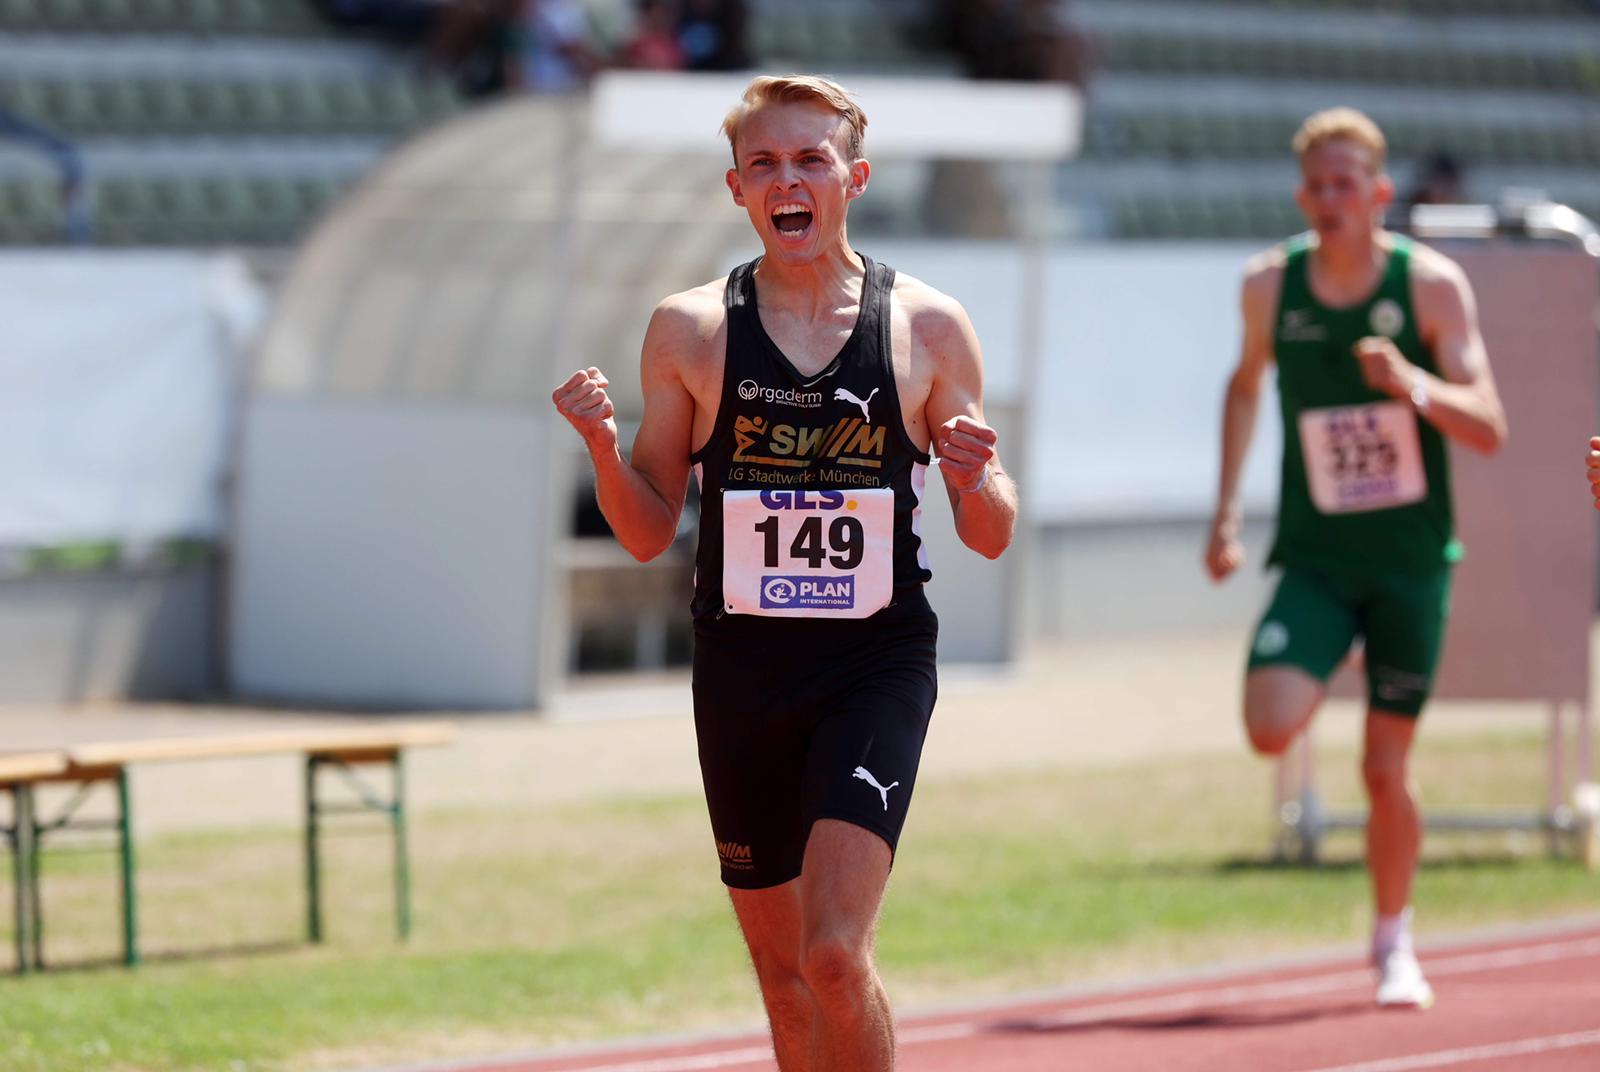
left=720, top=74, right=867, bottom=163
left=1292, top=107, right=1387, bottom=170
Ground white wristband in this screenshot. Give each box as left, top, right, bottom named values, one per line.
left=1409, top=373, right=1429, bottom=414
left=961, top=465, right=990, bottom=495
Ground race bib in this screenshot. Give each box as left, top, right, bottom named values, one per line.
left=722, top=488, right=894, bottom=618
left=1298, top=401, right=1427, bottom=514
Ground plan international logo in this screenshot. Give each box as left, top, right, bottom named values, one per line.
left=760, top=575, right=856, bottom=610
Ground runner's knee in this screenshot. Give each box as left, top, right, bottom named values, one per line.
left=1361, top=753, right=1409, bottom=801
left=757, top=965, right=813, bottom=1029
left=799, top=935, right=874, bottom=1006
left=1244, top=701, right=1302, bottom=756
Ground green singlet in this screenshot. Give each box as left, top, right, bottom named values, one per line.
left=1268, top=233, right=1460, bottom=575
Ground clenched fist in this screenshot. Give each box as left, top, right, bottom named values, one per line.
left=934, top=414, right=998, bottom=493
left=1352, top=336, right=1415, bottom=399
left=1204, top=514, right=1245, bottom=582
left=552, top=367, right=618, bottom=451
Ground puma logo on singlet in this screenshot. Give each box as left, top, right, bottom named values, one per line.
left=852, top=766, right=899, bottom=810
left=834, top=387, right=879, bottom=422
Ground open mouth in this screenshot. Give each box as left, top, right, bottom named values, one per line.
left=771, top=204, right=813, bottom=239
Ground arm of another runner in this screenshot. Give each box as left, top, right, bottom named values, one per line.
left=550, top=298, right=698, bottom=562
left=921, top=295, right=1016, bottom=560
left=1589, top=437, right=1600, bottom=510
left=1206, top=252, right=1281, bottom=583
left=1354, top=249, right=1507, bottom=455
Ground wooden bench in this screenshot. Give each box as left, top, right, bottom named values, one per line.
left=0, top=721, right=454, bottom=973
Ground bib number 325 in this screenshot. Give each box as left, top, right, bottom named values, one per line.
left=1298, top=401, right=1428, bottom=514
left=723, top=488, right=894, bottom=618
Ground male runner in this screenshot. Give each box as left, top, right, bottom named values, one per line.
left=1204, top=107, right=1506, bottom=1009
left=552, top=75, right=1016, bottom=1070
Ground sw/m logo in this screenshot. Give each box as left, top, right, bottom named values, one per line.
left=734, top=414, right=887, bottom=469
left=716, top=839, right=754, bottom=871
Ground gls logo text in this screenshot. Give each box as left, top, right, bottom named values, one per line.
left=759, top=489, right=849, bottom=510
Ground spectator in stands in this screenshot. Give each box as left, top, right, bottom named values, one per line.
left=506, top=0, right=603, bottom=93
left=677, top=0, right=750, bottom=71
left=1404, top=150, right=1466, bottom=208
left=939, top=0, right=1095, bottom=91
left=425, top=0, right=522, bottom=96
left=622, top=0, right=687, bottom=70
left=923, top=0, right=1094, bottom=238
left=315, top=0, right=445, bottom=39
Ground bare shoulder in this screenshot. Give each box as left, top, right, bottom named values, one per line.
left=1406, top=239, right=1472, bottom=300
left=1241, top=243, right=1287, bottom=304
left=644, top=277, right=728, bottom=379
left=651, top=277, right=727, bottom=346
left=891, top=271, right=977, bottom=354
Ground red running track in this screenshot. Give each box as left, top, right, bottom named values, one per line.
left=396, top=920, right=1600, bottom=1072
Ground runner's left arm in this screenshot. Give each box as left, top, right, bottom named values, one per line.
left=923, top=299, right=1017, bottom=560
left=1354, top=256, right=1507, bottom=454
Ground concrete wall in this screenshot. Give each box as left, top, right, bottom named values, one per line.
left=0, top=567, right=215, bottom=703
left=228, top=398, right=556, bottom=710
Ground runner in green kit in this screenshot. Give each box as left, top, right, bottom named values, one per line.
left=1205, top=108, right=1507, bottom=1009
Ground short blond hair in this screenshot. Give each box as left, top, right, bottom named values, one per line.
left=720, top=74, right=867, bottom=163
left=1292, top=107, right=1387, bottom=170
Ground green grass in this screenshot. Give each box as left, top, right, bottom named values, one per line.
left=1, top=731, right=1594, bottom=1071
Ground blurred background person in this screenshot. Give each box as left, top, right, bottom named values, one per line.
left=1403, top=150, right=1466, bottom=209
left=505, top=0, right=603, bottom=93
left=622, top=0, right=686, bottom=70
left=677, top=0, right=750, bottom=72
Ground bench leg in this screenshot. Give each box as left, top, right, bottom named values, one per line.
left=117, top=770, right=139, bottom=967
left=29, top=787, right=45, bottom=971
left=9, top=786, right=33, bottom=975
left=393, top=753, right=410, bottom=941
left=305, top=757, right=322, bottom=944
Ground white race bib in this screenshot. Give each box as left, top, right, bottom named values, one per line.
left=1298, top=401, right=1427, bottom=514
left=722, top=488, right=895, bottom=618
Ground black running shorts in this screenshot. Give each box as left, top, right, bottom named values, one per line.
left=691, top=587, right=939, bottom=889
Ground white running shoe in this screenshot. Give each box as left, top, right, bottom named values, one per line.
left=1376, top=949, right=1435, bottom=1009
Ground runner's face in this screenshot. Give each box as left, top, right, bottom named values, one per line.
left=1296, top=138, right=1393, bottom=241
left=725, top=102, right=868, bottom=265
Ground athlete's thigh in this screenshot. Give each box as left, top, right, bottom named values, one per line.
left=1247, top=566, right=1362, bottom=682
left=728, top=880, right=804, bottom=970
left=798, top=818, right=892, bottom=948
left=1360, top=568, right=1452, bottom=718
left=692, top=628, right=812, bottom=890
left=799, top=617, right=938, bottom=861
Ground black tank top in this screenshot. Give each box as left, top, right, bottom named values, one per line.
left=690, top=254, right=933, bottom=621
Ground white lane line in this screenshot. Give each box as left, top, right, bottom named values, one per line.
left=922, top=935, right=1600, bottom=1035
left=490, top=1046, right=778, bottom=1072
left=1293, top=1029, right=1600, bottom=1072
left=526, top=935, right=1600, bottom=1072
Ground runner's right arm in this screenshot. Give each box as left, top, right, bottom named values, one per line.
left=1206, top=252, right=1282, bottom=582
left=551, top=297, right=700, bottom=562
left=1588, top=436, right=1600, bottom=510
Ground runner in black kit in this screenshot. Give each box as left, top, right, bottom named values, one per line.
left=552, top=75, right=1017, bottom=1071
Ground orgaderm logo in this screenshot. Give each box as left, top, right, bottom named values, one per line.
left=740, top=380, right=823, bottom=408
